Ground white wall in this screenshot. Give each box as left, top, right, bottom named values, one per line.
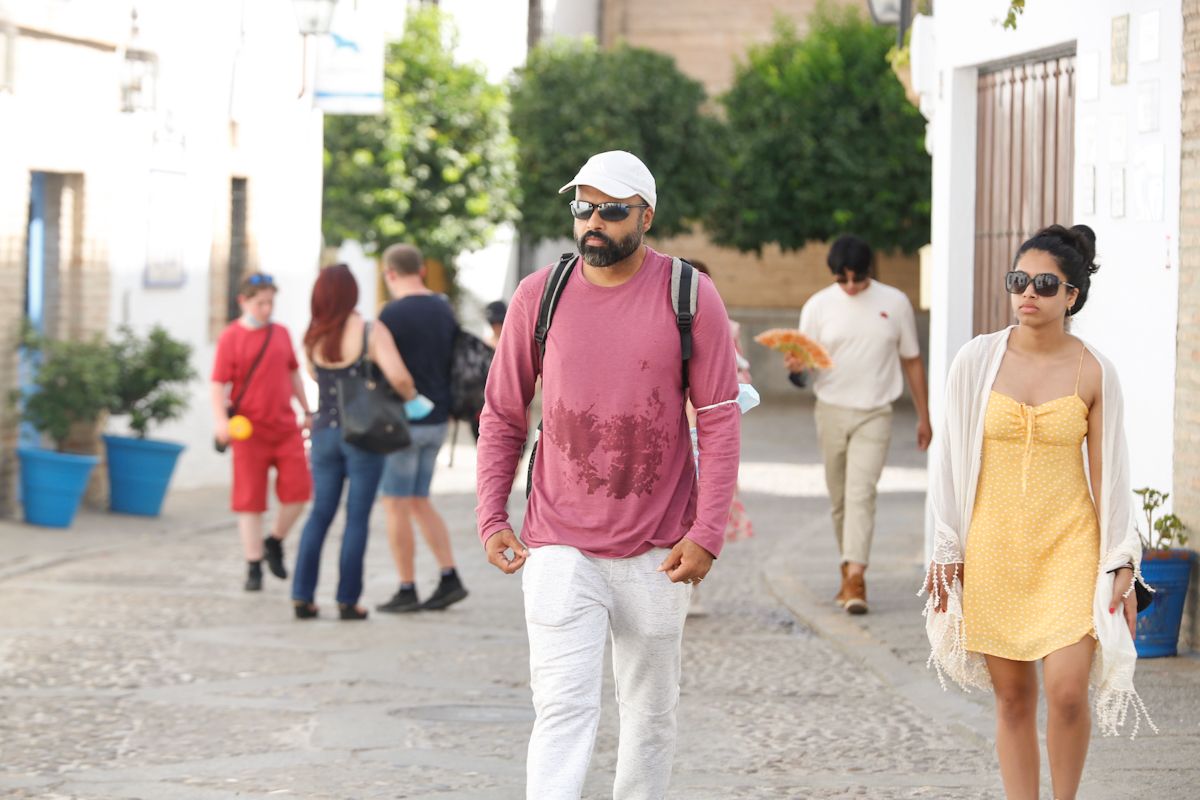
left=926, top=1, right=1182, bottom=523
left=7, top=0, right=326, bottom=491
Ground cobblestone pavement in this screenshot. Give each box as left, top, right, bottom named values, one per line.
left=0, top=399, right=1196, bottom=799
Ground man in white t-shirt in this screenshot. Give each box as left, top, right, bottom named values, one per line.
left=787, top=235, right=931, bottom=614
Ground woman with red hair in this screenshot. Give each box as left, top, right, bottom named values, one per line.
left=292, top=264, right=417, bottom=620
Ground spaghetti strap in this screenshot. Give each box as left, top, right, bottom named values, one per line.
left=1073, top=344, right=1086, bottom=395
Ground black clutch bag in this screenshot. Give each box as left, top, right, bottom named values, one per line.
left=1111, top=565, right=1154, bottom=613
left=337, top=337, right=412, bottom=455
left=1135, top=578, right=1154, bottom=613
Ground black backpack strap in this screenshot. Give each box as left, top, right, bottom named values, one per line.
left=534, top=252, right=577, bottom=375
left=526, top=253, right=575, bottom=499
left=670, top=257, right=699, bottom=391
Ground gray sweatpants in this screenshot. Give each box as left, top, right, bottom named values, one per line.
left=522, top=544, right=691, bottom=799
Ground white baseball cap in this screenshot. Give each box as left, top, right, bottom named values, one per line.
left=558, top=150, right=657, bottom=210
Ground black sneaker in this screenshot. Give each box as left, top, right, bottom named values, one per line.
left=245, top=562, right=263, bottom=592
left=376, top=586, right=421, bottom=614
left=263, top=536, right=288, bottom=579
left=421, top=573, right=468, bottom=611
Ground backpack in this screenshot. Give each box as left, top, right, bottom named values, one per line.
left=448, top=326, right=494, bottom=424
left=524, top=252, right=699, bottom=497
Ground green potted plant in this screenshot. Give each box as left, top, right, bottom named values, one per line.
left=103, top=325, right=195, bottom=516
left=1133, top=487, right=1193, bottom=658
left=13, top=328, right=118, bottom=528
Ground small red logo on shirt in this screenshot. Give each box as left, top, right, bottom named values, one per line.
left=879, top=311, right=889, bottom=319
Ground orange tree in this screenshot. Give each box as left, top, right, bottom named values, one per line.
left=708, top=6, right=931, bottom=254
left=321, top=7, right=516, bottom=282
left=510, top=38, right=725, bottom=243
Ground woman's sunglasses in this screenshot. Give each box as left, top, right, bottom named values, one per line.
left=1005, top=270, right=1075, bottom=297
left=569, top=200, right=650, bottom=222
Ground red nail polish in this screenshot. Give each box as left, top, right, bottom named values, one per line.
left=1109, top=607, right=1115, bottom=614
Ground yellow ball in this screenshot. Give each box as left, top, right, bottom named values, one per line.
left=228, top=415, right=253, bottom=441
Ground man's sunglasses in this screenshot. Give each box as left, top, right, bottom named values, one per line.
left=569, top=200, right=650, bottom=222
left=246, top=273, right=275, bottom=286
left=1005, top=270, right=1075, bottom=297
left=835, top=272, right=869, bottom=285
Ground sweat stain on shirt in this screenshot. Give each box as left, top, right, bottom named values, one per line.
left=545, top=388, right=670, bottom=499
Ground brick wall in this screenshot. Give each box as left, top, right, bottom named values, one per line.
left=1179, top=0, right=1200, bottom=651
left=602, top=0, right=845, bottom=97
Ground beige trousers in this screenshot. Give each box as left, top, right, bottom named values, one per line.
left=813, top=400, right=893, bottom=566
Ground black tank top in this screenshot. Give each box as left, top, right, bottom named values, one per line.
left=311, top=325, right=367, bottom=432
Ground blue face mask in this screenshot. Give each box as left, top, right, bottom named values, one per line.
left=737, top=383, right=760, bottom=415
left=240, top=314, right=267, bottom=330
left=405, top=394, right=435, bottom=421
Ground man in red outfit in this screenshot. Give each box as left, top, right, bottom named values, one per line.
left=211, top=273, right=312, bottom=591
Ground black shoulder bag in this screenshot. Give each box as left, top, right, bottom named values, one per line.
left=337, top=323, right=412, bottom=454
left=214, top=323, right=275, bottom=453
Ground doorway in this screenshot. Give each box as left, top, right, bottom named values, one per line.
left=19, top=172, right=48, bottom=448
left=973, top=50, right=1076, bottom=336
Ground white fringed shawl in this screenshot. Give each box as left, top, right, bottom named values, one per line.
left=922, top=327, right=1154, bottom=737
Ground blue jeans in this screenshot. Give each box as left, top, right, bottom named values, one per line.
left=292, top=427, right=386, bottom=606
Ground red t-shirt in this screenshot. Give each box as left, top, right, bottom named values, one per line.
left=211, top=321, right=301, bottom=442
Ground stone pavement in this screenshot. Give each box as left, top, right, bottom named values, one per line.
left=0, top=398, right=1197, bottom=799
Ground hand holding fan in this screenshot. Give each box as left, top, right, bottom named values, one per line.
left=753, top=329, right=833, bottom=370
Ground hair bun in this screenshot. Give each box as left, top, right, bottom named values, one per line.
left=1068, top=224, right=1098, bottom=274
left=1070, top=224, right=1096, bottom=247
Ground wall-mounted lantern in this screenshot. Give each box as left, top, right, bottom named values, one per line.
left=291, top=0, right=337, bottom=98
left=866, top=0, right=912, bottom=47
left=121, top=9, right=158, bottom=113
left=292, top=0, right=338, bottom=36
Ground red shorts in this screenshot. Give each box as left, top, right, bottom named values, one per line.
left=230, top=432, right=312, bottom=513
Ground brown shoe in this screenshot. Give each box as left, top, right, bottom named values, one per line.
left=834, top=562, right=850, bottom=607
left=843, top=573, right=868, bottom=615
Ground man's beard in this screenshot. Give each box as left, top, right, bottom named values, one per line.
left=576, top=227, right=642, bottom=267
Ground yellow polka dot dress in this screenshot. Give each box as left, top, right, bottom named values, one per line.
left=963, top=350, right=1099, bottom=661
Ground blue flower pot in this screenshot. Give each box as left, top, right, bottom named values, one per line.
left=17, top=447, right=100, bottom=528
left=1135, top=550, right=1196, bottom=658
left=103, top=434, right=185, bottom=517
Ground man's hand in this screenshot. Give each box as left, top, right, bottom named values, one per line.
left=657, top=538, right=715, bottom=584
left=916, top=418, right=932, bottom=451
left=485, top=529, right=528, bottom=574
left=214, top=422, right=230, bottom=447
left=1110, top=567, right=1138, bottom=638
left=783, top=353, right=808, bottom=374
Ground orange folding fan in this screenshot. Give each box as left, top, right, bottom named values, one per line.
left=753, top=329, right=833, bottom=370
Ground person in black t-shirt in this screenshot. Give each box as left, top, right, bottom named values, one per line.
left=374, top=244, right=469, bottom=613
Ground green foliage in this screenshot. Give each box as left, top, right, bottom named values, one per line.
left=1003, top=0, right=1026, bottom=30
left=108, top=326, right=196, bottom=438
left=322, top=6, right=517, bottom=271
left=1134, top=487, right=1190, bottom=551
left=14, top=326, right=118, bottom=451
left=510, top=38, right=726, bottom=243
left=709, top=6, right=931, bottom=254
